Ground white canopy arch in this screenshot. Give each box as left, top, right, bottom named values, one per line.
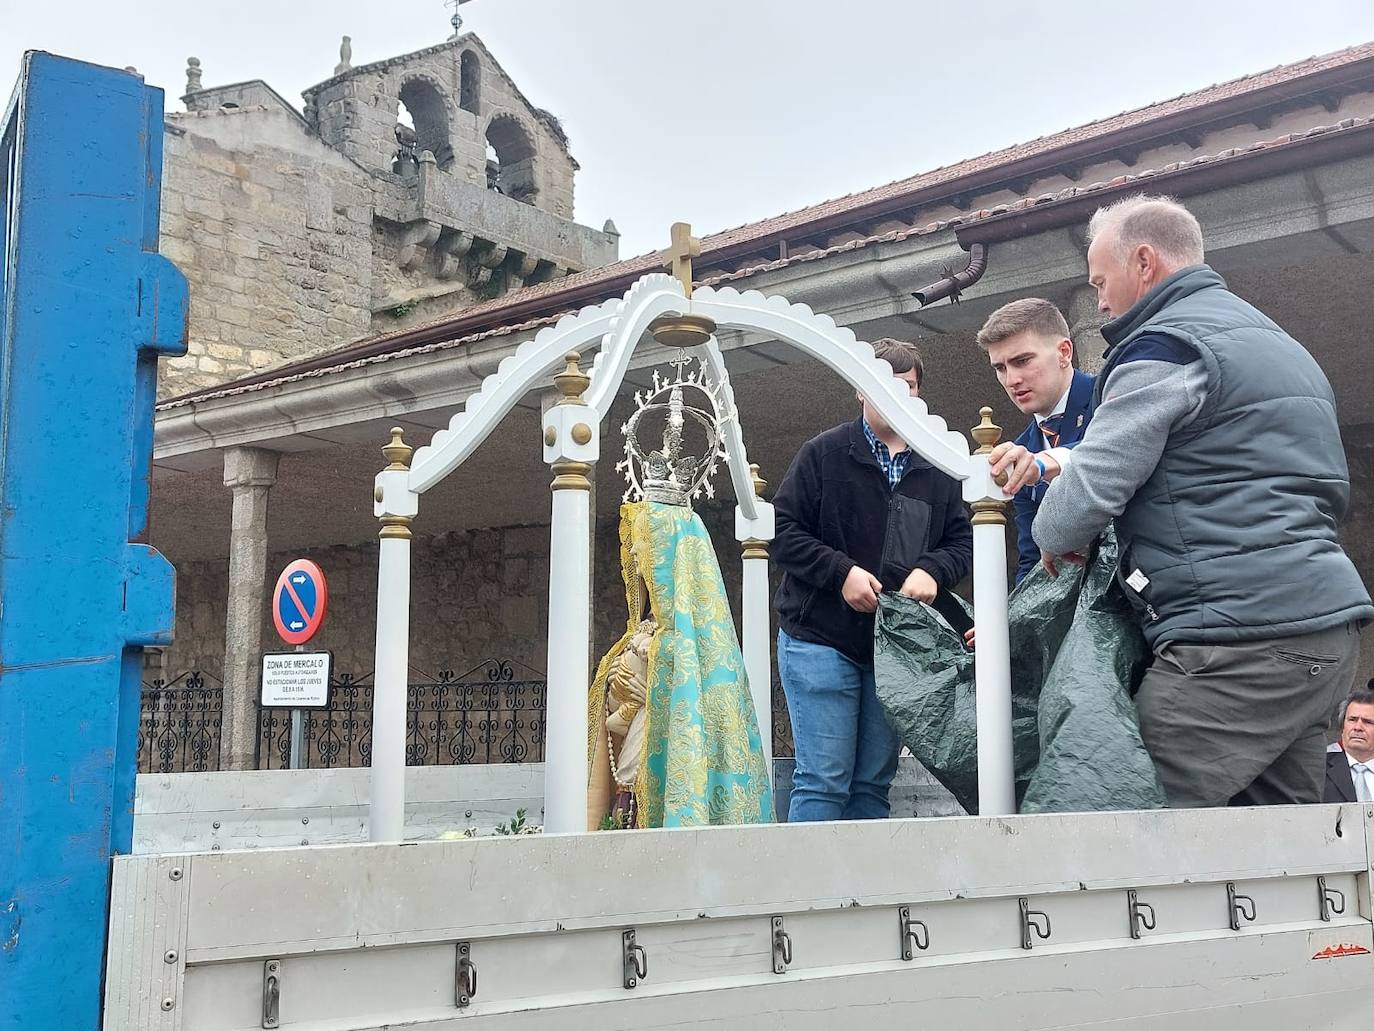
left=370, top=274, right=1013, bottom=838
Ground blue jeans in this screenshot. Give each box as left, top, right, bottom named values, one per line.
left=778, top=629, right=899, bottom=822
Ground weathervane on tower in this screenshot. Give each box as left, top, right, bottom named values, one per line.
left=446, top=0, right=476, bottom=37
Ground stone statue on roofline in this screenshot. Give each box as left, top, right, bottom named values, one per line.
left=585, top=354, right=774, bottom=830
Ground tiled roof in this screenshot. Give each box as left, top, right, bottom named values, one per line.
left=696, top=40, right=1374, bottom=254
left=703, top=115, right=1374, bottom=285
left=156, top=112, right=1373, bottom=412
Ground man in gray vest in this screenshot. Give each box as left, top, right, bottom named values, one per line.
left=1034, top=194, right=1372, bottom=808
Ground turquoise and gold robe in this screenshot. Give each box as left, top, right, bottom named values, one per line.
left=588, top=502, right=773, bottom=829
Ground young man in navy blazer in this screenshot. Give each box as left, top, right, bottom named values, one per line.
left=976, top=298, right=1096, bottom=584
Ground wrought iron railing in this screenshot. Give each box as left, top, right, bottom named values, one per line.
left=138, top=671, right=225, bottom=774
left=771, top=677, right=794, bottom=758
left=256, top=659, right=548, bottom=770
left=138, top=661, right=791, bottom=772
left=257, top=670, right=375, bottom=771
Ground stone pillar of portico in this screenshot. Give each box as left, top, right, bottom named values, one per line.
left=1065, top=285, right=1109, bottom=374
left=220, top=447, right=280, bottom=771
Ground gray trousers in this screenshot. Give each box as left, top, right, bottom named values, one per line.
left=1134, top=621, right=1359, bottom=808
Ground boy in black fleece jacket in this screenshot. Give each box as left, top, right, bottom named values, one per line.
left=773, top=340, right=972, bottom=821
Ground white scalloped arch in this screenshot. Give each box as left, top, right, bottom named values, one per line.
left=401, top=273, right=974, bottom=503
left=407, top=301, right=622, bottom=495
left=691, top=285, right=973, bottom=480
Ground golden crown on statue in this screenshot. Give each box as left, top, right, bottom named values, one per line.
left=618, top=352, right=728, bottom=508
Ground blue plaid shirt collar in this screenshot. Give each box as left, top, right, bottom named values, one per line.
left=861, top=417, right=911, bottom=490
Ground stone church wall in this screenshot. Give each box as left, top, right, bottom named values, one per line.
left=157, top=108, right=376, bottom=398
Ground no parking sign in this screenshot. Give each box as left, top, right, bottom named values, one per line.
left=272, top=559, right=328, bottom=645
left=264, top=559, right=332, bottom=712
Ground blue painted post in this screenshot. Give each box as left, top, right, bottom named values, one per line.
left=0, top=53, right=186, bottom=1029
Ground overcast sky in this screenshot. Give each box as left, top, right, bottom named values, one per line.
left=5, top=1, right=1374, bottom=257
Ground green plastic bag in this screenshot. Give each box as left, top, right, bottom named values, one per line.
left=874, top=530, right=1165, bottom=814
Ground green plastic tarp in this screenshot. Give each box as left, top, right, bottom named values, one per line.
left=873, top=530, right=1166, bottom=814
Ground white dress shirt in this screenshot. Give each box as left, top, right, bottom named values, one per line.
left=1346, top=751, right=1374, bottom=802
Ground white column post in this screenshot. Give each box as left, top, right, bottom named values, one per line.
left=220, top=447, right=279, bottom=771
left=738, top=463, right=776, bottom=782
left=541, top=354, right=598, bottom=834
left=370, top=428, right=418, bottom=843
left=970, top=407, right=1016, bottom=815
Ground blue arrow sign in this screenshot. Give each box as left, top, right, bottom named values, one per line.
left=273, top=560, right=328, bottom=644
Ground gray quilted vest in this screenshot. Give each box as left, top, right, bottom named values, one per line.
left=1096, top=265, right=1372, bottom=647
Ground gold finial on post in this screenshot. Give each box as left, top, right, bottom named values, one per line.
left=971, top=407, right=1002, bottom=454
left=662, top=221, right=701, bottom=297
left=383, top=427, right=413, bottom=470
left=971, top=406, right=1009, bottom=489
left=749, top=462, right=767, bottom=498
left=741, top=463, right=771, bottom=559
left=379, top=428, right=416, bottom=539
left=970, top=405, right=1009, bottom=525
left=553, top=352, right=590, bottom=405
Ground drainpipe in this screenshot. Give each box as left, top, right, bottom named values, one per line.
left=911, top=242, right=989, bottom=307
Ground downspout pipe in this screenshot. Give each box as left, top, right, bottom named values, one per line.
left=911, top=242, right=989, bottom=307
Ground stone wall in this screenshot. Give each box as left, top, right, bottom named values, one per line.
left=156, top=500, right=751, bottom=683
left=368, top=221, right=482, bottom=318
left=157, top=108, right=375, bottom=397
left=159, top=520, right=548, bottom=681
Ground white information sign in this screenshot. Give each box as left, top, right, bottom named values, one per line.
left=260, top=651, right=332, bottom=708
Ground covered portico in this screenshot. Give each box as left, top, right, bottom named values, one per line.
left=147, top=114, right=1374, bottom=773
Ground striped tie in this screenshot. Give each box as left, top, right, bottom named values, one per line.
left=1039, top=413, right=1064, bottom=449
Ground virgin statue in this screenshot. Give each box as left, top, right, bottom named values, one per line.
left=586, top=358, right=774, bottom=830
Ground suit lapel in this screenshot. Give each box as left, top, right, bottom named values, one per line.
left=1327, top=754, right=1358, bottom=803
left=1061, top=370, right=1095, bottom=446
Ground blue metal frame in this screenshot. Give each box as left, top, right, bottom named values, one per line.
left=0, top=52, right=185, bottom=1029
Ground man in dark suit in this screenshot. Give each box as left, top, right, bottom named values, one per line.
left=1325, top=686, right=1374, bottom=803
left=974, top=299, right=1096, bottom=583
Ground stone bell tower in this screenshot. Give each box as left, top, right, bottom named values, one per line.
left=301, top=33, right=617, bottom=309
left=161, top=31, right=620, bottom=397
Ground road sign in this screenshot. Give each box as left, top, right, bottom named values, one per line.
left=272, top=559, right=328, bottom=645
left=261, top=651, right=333, bottom=708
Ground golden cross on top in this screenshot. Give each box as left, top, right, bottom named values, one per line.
left=662, top=222, right=701, bottom=298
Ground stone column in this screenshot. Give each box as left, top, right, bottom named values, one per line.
left=220, top=447, right=280, bottom=771
left=1064, top=284, right=1109, bottom=374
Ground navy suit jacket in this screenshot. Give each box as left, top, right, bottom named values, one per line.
left=1012, top=369, right=1097, bottom=583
